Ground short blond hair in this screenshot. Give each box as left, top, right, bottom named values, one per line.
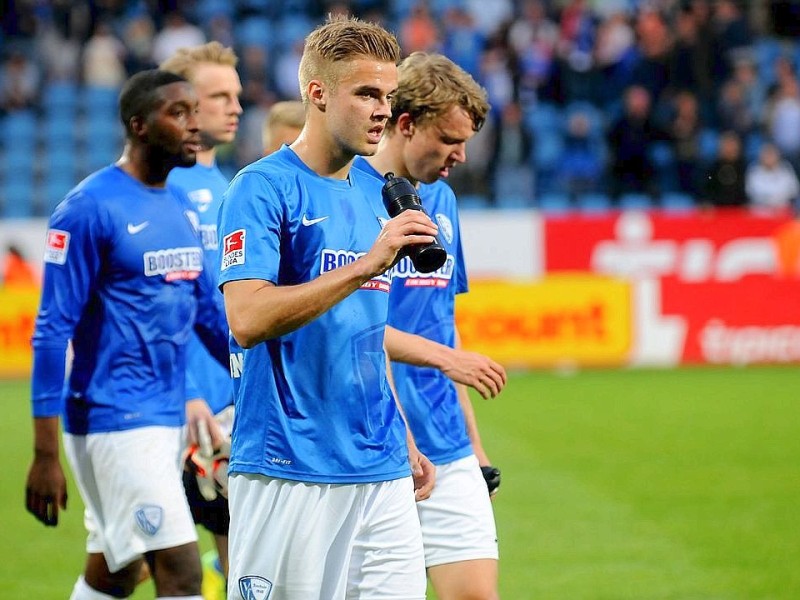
left=389, top=52, right=489, bottom=132
left=159, top=41, right=238, bottom=81
left=298, top=15, right=401, bottom=104
left=262, top=101, right=306, bottom=149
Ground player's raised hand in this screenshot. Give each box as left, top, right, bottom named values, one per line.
left=364, top=210, right=438, bottom=275
left=25, top=455, right=68, bottom=526
left=441, top=349, right=507, bottom=399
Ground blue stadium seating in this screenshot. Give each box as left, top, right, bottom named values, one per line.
left=619, top=193, right=652, bottom=211
left=1, top=110, right=37, bottom=143
left=537, top=192, right=571, bottom=215
left=81, top=86, right=120, bottom=114
left=1, top=178, right=36, bottom=218
left=42, top=81, right=79, bottom=114
left=698, top=128, right=720, bottom=162
left=578, top=192, right=611, bottom=214
left=661, top=192, right=695, bottom=212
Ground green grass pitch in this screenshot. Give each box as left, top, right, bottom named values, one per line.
left=3, top=366, right=800, bottom=599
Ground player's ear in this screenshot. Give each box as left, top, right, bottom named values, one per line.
left=397, top=113, right=415, bottom=138
left=128, top=115, right=147, bottom=138
left=307, top=80, right=326, bottom=111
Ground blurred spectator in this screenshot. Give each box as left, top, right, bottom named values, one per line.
left=556, top=109, right=604, bottom=199
left=766, top=78, right=800, bottom=171
left=465, top=0, right=514, bottom=39
left=150, top=11, right=205, bottom=66
left=668, top=90, right=703, bottom=196
left=36, top=23, right=81, bottom=82
left=730, top=55, right=766, bottom=127
left=239, top=44, right=272, bottom=107
left=488, top=101, right=534, bottom=205
left=629, top=8, right=673, bottom=107
left=122, top=12, right=156, bottom=73
left=2, top=244, right=39, bottom=287
left=670, top=5, right=713, bottom=108
left=711, top=0, right=752, bottom=88
left=745, top=142, right=800, bottom=212
left=607, top=85, right=664, bottom=200
left=82, top=21, right=127, bottom=88
left=399, top=2, right=440, bottom=54
left=594, top=11, right=634, bottom=70
left=704, top=130, right=747, bottom=207
left=508, top=1, right=558, bottom=101
left=440, top=7, right=485, bottom=79
left=479, top=46, right=515, bottom=113
left=0, top=50, right=40, bottom=112
left=717, top=78, right=757, bottom=137
left=274, top=41, right=303, bottom=101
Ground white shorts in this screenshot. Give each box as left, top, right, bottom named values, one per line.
left=227, top=474, right=426, bottom=600
left=417, top=454, right=499, bottom=567
left=63, top=426, right=198, bottom=573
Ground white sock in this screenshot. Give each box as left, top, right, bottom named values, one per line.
left=69, top=576, right=122, bottom=600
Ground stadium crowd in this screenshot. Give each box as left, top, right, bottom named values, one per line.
left=2, top=0, right=800, bottom=213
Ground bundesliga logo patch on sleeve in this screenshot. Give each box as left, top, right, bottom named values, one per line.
left=44, top=229, right=70, bottom=265
left=222, top=229, right=246, bottom=270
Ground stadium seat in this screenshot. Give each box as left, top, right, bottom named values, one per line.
left=276, top=15, right=314, bottom=50
left=1, top=110, right=38, bottom=141
left=533, top=132, right=565, bottom=172
left=577, top=192, right=611, bottom=214
left=82, top=86, right=120, bottom=114
left=744, top=131, right=765, bottom=162
left=537, top=192, right=571, bottom=215
left=619, top=193, right=652, bottom=211
left=42, top=82, right=79, bottom=115
left=234, top=16, right=273, bottom=49
left=564, top=101, right=605, bottom=139
left=43, top=176, right=76, bottom=216
left=1, top=178, right=36, bottom=218
left=526, top=103, right=564, bottom=134
left=661, top=191, right=695, bottom=212
left=698, top=128, right=720, bottom=162
left=42, top=115, right=76, bottom=147
left=84, top=115, right=122, bottom=148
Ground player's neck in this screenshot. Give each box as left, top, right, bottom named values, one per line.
left=290, top=129, right=352, bottom=180
left=368, top=137, right=416, bottom=186
left=196, top=147, right=216, bottom=167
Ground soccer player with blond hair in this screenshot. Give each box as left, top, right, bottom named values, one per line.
left=218, top=17, right=438, bottom=599
left=262, top=100, right=305, bottom=155
left=355, top=51, right=507, bottom=600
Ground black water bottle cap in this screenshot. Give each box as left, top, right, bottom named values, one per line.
left=382, top=172, right=422, bottom=217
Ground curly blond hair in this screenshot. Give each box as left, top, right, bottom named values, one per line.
left=298, top=15, right=400, bottom=104
left=389, top=52, right=489, bottom=132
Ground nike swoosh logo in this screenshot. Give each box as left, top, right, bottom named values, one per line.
left=302, top=214, right=329, bottom=226
left=127, top=221, right=150, bottom=234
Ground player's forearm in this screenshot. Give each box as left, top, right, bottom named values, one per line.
left=384, top=325, right=453, bottom=369
left=32, top=417, right=61, bottom=459
left=224, top=257, right=381, bottom=348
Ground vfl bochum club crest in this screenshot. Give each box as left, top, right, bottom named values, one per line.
left=134, top=504, right=163, bottom=536
left=239, top=575, right=273, bottom=600
left=435, top=213, right=454, bottom=244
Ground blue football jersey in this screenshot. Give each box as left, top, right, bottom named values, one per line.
left=218, top=147, right=409, bottom=484
left=31, top=166, right=229, bottom=435
left=168, top=162, right=232, bottom=415
left=354, top=157, right=471, bottom=465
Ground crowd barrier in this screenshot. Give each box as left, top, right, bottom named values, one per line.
left=2, top=208, right=798, bottom=376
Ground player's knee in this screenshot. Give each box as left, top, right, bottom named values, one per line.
left=149, top=543, right=203, bottom=596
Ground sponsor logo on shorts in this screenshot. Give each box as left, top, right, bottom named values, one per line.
left=142, top=246, right=203, bottom=281
left=238, top=575, right=273, bottom=600
left=222, top=229, right=246, bottom=270
left=321, top=248, right=391, bottom=292
left=44, top=229, right=70, bottom=265
left=134, top=504, right=163, bottom=536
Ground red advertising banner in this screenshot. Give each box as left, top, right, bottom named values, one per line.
left=544, top=209, right=797, bottom=281
left=660, top=276, right=800, bottom=365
